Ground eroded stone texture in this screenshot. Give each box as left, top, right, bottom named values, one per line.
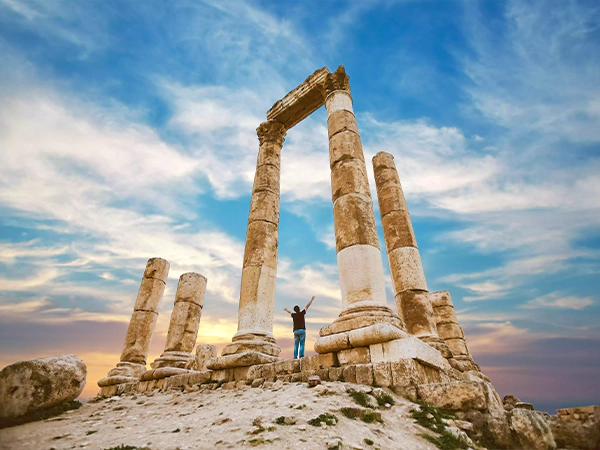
left=510, top=408, right=557, bottom=450
left=373, top=152, right=448, bottom=353
left=315, top=68, right=403, bottom=353
left=98, top=258, right=169, bottom=387
left=145, top=273, right=208, bottom=378
left=196, top=344, right=218, bottom=371
left=0, top=354, right=86, bottom=419
left=430, top=290, right=477, bottom=370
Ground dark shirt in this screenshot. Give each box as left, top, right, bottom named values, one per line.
left=291, top=310, right=306, bottom=331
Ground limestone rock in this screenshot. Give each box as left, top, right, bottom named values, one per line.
left=503, top=394, right=520, bottom=411
left=0, top=354, right=86, bottom=419
left=307, top=376, right=321, bottom=387
left=550, top=413, right=600, bottom=450
left=510, top=408, right=557, bottom=450
left=417, top=381, right=487, bottom=411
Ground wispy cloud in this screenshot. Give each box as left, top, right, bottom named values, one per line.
left=522, top=292, right=595, bottom=310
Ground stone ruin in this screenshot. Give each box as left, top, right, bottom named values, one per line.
left=97, top=66, right=599, bottom=449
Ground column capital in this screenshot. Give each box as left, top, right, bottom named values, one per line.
left=325, top=65, right=351, bottom=97
left=257, top=120, right=287, bottom=146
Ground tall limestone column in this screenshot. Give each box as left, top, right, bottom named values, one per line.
left=372, top=152, right=450, bottom=357
left=208, top=120, right=286, bottom=369
left=430, top=290, right=478, bottom=371
left=143, top=272, right=207, bottom=380
left=315, top=67, right=404, bottom=354
left=98, top=257, right=169, bottom=387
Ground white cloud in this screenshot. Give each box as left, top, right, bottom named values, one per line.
left=522, top=292, right=595, bottom=310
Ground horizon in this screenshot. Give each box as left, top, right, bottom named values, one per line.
left=1, top=0, right=599, bottom=414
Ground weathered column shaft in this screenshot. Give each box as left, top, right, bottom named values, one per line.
left=236, top=120, right=285, bottom=338
left=120, top=257, right=169, bottom=364
left=98, top=257, right=169, bottom=387
left=326, top=72, right=387, bottom=311
left=372, top=152, right=443, bottom=345
left=164, top=272, right=207, bottom=353
left=209, top=120, right=285, bottom=369
left=430, top=290, right=475, bottom=362
left=143, top=272, right=207, bottom=379
left=314, top=67, right=405, bottom=354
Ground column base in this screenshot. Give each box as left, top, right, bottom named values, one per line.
left=207, top=331, right=281, bottom=370
left=140, top=366, right=192, bottom=381
left=97, top=362, right=146, bottom=387
left=315, top=322, right=408, bottom=353
left=319, top=302, right=405, bottom=337
left=150, top=350, right=197, bottom=370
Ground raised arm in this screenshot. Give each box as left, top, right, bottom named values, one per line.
left=305, top=296, right=315, bottom=311
left=284, top=308, right=293, bottom=315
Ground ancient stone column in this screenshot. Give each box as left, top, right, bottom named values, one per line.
left=314, top=67, right=404, bottom=354
left=208, top=120, right=286, bottom=369
left=98, top=257, right=169, bottom=387
left=372, top=152, right=450, bottom=357
left=430, top=290, right=478, bottom=371
left=142, top=272, right=207, bottom=380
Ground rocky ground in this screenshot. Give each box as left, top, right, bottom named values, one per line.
left=0, top=381, right=444, bottom=450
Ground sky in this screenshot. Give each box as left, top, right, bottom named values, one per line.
left=0, top=0, right=599, bottom=413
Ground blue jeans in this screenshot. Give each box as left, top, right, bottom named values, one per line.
left=293, top=329, right=306, bottom=359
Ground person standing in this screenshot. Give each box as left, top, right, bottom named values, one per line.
left=284, top=296, right=315, bottom=359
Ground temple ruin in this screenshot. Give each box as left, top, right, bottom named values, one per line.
left=96, top=66, right=591, bottom=449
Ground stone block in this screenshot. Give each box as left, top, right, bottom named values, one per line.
left=120, top=310, right=159, bottom=365
left=430, top=290, right=453, bottom=308
left=372, top=362, right=392, bottom=387
left=329, top=367, right=343, bottom=382
left=233, top=366, right=250, bottom=381
left=329, top=132, right=364, bottom=170
left=252, top=164, right=280, bottom=196
left=332, top=194, right=379, bottom=252
left=236, top=380, right=248, bottom=389
left=143, top=257, right=170, bottom=282
left=446, top=338, right=469, bottom=357
left=243, top=222, right=278, bottom=270
left=246, top=365, right=262, bottom=379
left=222, top=381, right=237, bottom=390
left=338, top=347, right=371, bottom=365
left=210, top=369, right=231, bottom=383
left=256, top=141, right=281, bottom=169
left=330, top=158, right=370, bottom=202
left=314, top=332, right=351, bottom=353
left=262, top=363, right=277, bottom=379
left=376, top=186, right=405, bottom=217
left=174, top=272, right=207, bottom=307
left=317, top=368, right=330, bottom=382
left=164, top=302, right=202, bottom=353
left=342, top=365, right=357, bottom=384
left=437, top=323, right=463, bottom=340
left=389, top=248, right=428, bottom=294
left=395, top=290, right=437, bottom=338
left=326, top=89, right=353, bottom=116
left=188, top=371, right=211, bottom=385
left=417, top=363, right=442, bottom=384
left=100, top=385, right=118, bottom=397
left=137, top=381, right=148, bottom=393
left=248, top=190, right=280, bottom=225
left=381, top=337, right=446, bottom=370
left=372, top=151, right=396, bottom=172
left=432, top=305, right=457, bottom=326
left=381, top=210, right=418, bottom=251
left=251, top=378, right=264, bottom=388
left=348, top=323, right=407, bottom=348
left=318, top=353, right=339, bottom=369
left=390, top=359, right=421, bottom=388
left=196, top=344, right=218, bottom=371
left=290, top=373, right=303, bottom=383
left=133, top=277, right=167, bottom=311
left=418, top=381, right=487, bottom=411
left=274, top=359, right=301, bottom=375
left=300, top=355, right=321, bottom=373
left=355, top=364, right=374, bottom=385
left=369, top=344, right=384, bottom=363
left=327, top=109, right=358, bottom=139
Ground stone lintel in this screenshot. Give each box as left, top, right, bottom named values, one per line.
left=266, top=67, right=330, bottom=129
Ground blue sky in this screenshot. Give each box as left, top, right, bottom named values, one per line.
left=0, top=0, right=599, bottom=412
